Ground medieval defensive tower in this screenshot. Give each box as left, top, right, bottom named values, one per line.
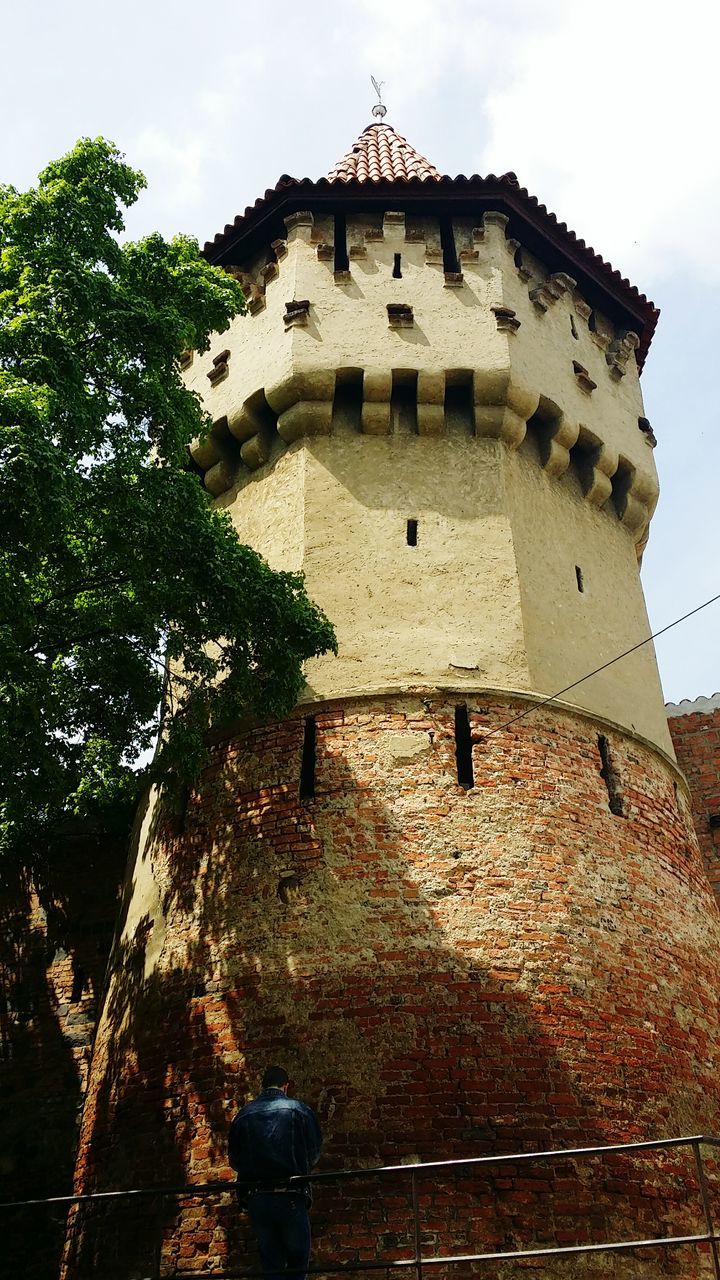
left=65, top=119, right=720, bottom=1277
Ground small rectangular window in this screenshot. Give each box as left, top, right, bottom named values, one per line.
left=393, top=253, right=402, bottom=278
left=598, top=734, right=624, bottom=816
left=407, top=519, right=418, bottom=546
left=334, top=214, right=349, bottom=273
left=455, top=705, right=474, bottom=789
left=299, top=716, right=317, bottom=800
left=575, top=565, right=584, bottom=593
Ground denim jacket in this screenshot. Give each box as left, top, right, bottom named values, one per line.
left=228, top=1088, right=323, bottom=1200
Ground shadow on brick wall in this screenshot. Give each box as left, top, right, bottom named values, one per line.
left=0, top=831, right=127, bottom=1279
left=64, top=702, right=720, bottom=1279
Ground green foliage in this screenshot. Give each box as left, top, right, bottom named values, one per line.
left=0, top=138, right=336, bottom=861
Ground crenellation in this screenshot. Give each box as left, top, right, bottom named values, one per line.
left=284, top=209, right=314, bottom=241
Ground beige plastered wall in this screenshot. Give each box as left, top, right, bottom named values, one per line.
left=188, top=206, right=670, bottom=751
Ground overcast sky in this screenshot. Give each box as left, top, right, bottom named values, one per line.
left=3, top=0, right=718, bottom=704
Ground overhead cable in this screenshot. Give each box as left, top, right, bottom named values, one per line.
left=479, top=590, right=720, bottom=741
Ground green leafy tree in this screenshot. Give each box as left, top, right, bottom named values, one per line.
left=0, top=138, right=336, bottom=861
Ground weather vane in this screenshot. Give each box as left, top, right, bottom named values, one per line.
left=371, top=76, right=387, bottom=120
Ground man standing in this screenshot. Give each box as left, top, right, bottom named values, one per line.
left=229, top=1065, right=323, bottom=1280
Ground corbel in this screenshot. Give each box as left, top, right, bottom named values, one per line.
left=638, top=417, right=657, bottom=447
left=361, top=370, right=392, bottom=435
left=207, top=349, right=231, bottom=386
left=491, top=306, right=521, bottom=334
left=387, top=303, right=414, bottom=328
left=417, top=371, right=445, bottom=436
left=283, top=299, right=311, bottom=329
left=573, top=361, right=597, bottom=394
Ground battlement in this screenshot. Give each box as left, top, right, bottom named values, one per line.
left=187, top=208, right=658, bottom=550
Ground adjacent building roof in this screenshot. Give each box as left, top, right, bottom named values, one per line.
left=327, top=123, right=442, bottom=184
left=203, top=119, right=659, bottom=369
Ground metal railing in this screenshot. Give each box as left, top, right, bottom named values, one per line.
left=4, top=1134, right=720, bottom=1278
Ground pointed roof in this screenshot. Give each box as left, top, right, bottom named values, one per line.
left=203, top=121, right=659, bottom=369
left=327, top=122, right=442, bottom=184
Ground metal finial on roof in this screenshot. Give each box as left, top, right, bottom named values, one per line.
left=371, top=76, right=387, bottom=120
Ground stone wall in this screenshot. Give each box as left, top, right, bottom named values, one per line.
left=63, top=695, right=720, bottom=1278
left=668, top=694, right=720, bottom=903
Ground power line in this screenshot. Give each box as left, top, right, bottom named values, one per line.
left=479, top=590, right=720, bottom=742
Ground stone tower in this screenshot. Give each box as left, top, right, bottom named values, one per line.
left=66, top=120, right=720, bottom=1277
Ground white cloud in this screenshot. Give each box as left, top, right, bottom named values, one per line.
left=479, top=0, right=720, bottom=284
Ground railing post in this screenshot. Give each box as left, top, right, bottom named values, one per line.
left=152, top=1189, right=164, bottom=1280
left=693, top=1141, right=720, bottom=1280
left=410, top=1170, right=423, bottom=1280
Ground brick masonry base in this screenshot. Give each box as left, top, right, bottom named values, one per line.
left=64, top=695, right=720, bottom=1278
left=669, top=704, right=720, bottom=904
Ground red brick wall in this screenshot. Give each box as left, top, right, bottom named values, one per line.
left=64, top=695, right=720, bottom=1278
left=669, top=703, right=720, bottom=903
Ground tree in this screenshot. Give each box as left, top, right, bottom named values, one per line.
left=0, top=138, right=336, bottom=862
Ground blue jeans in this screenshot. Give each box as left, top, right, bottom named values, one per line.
left=248, top=1192, right=312, bottom=1280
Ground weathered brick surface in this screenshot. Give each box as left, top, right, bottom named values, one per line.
left=669, top=705, right=720, bottom=903
left=64, top=695, right=720, bottom=1277
left=0, top=839, right=125, bottom=1279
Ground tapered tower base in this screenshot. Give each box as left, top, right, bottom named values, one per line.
left=64, top=693, right=720, bottom=1278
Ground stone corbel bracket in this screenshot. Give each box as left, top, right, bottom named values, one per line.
left=189, top=416, right=239, bottom=497
left=473, top=370, right=538, bottom=449
left=361, top=371, right=392, bottom=435
left=539, top=413, right=580, bottom=478
left=574, top=432, right=618, bottom=508
left=284, top=299, right=311, bottom=329
left=207, top=349, right=231, bottom=386
left=614, top=461, right=659, bottom=537
left=607, top=330, right=640, bottom=380
left=190, top=367, right=658, bottom=547
left=530, top=271, right=577, bottom=313
left=265, top=369, right=336, bottom=444
left=417, top=371, right=445, bottom=436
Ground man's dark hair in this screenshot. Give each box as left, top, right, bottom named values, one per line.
left=262, top=1064, right=289, bottom=1089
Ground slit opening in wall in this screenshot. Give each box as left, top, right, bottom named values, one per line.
left=70, top=967, right=86, bottom=1004
left=455, top=704, right=474, bottom=790
left=406, top=518, right=418, bottom=546
left=334, top=213, right=349, bottom=272
left=598, top=734, right=625, bottom=817
left=393, top=253, right=402, bottom=278
left=299, top=715, right=317, bottom=801
left=570, top=315, right=579, bottom=340
left=440, top=217, right=459, bottom=274
left=575, top=565, right=584, bottom=593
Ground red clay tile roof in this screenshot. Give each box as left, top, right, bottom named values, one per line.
left=203, top=125, right=659, bottom=369
left=327, top=123, right=442, bottom=184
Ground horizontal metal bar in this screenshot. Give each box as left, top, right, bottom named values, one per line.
left=166, top=1232, right=719, bottom=1280
left=2, top=1134, right=718, bottom=1211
